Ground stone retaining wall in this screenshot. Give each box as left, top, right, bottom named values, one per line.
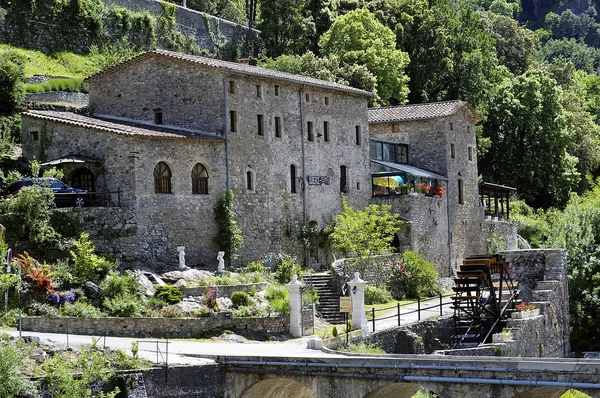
left=26, top=91, right=89, bottom=105
left=22, top=311, right=314, bottom=338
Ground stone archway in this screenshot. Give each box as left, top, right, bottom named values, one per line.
left=513, top=387, right=570, bottom=398
left=239, top=377, right=316, bottom=398
left=364, top=383, right=433, bottom=398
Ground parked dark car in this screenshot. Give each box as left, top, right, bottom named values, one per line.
left=4, top=178, right=89, bottom=207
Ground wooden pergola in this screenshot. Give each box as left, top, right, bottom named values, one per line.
left=479, top=182, right=517, bottom=220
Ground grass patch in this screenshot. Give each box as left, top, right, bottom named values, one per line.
left=339, top=341, right=386, bottom=354
left=25, top=77, right=88, bottom=93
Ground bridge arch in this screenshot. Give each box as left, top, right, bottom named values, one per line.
left=364, top=383, right=438, bottom=398
left=513, top=387, right=591, bottom=398
left=239, top=377, right=316, bottom=398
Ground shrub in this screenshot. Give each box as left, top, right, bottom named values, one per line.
left=59, top=301, right=105, bottom=318
left=0, top=336, right=38, bottom=397
left=273, top=256, right=302, bottom=284
left=231, top=291, right=251, bottom=308
left=332, top=326, right=338, bottom=337
left=157, top=305, right=185, bottom=318
left=266, top=284, right=290, bottom=314
left=154, top=285, right=183, bottom=304
left=100, top=271, right=140, bottom=300
left=0, top=309, right=20, bottom=327
left=203, top=284, right=217, bottom=310
left=27, top=302, right=60, bottom=317
left=364, top=285, right=393, bottom=305
left=103, top=295, right=144, bottom=317
left=232, top=305, right=266, bottom=317
left=144, top=296, right=168, bottom=311
left=385, top=251, right=440, bottom=299
left=246, top=261, right=264, bottom=273
left=70, top=233, right=113, bottom=285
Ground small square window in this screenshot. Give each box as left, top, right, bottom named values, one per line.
left=30, top=131, right=39, bottom=142
left=275, top=116, right=282, bottom=138
left=257, top=114, right=264, bottom=136
left=468, top=146, right=473, bottom=161
left=305, top=93, right=310, bottom=102
left=307, top=121, right=314, bottom=142
left=274, top=85, right=280, bottom=96
left=324, top=96, right=329, bottom=105
left=355, top=126, right=361, bottom=145
left=392, top=124, right=399, bottom=133
left=153, top=109, right=163, bottom=125
left=323, top=121, right=330, bottom=142
left=256, top=85, right=262, bottom=98
left=229, top=110, right=237, bottom=132
left=229, top=80, right=236, bottom=94
left=451, top=143, right=455, bottom=159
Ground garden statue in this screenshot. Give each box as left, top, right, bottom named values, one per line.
left=217, top=251, right=225, bottom=273
left=177, top=246, right=185, bottom=268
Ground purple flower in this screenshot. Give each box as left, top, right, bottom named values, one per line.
left=61, top=290, right=76, bottom=305
left=49, top=292, right=60, bottom=305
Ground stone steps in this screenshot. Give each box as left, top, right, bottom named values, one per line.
left=303, top=273, right=345, bottom=324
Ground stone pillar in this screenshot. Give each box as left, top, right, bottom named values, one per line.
left=286, top=275, right=305, bottom=337
left=347, top=272, right=368, bottom=335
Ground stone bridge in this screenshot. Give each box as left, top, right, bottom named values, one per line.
left=218, top=354, right=600, bottom=398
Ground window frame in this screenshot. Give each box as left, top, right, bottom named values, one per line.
left=154, top=161, right=172, bottom=194
left=307, top=121, right=314, bottom=142
left=323, top=121, right=330, bottom=142
left=191, top=163, right=209, bottom=195
left=275, top=116, right=282, bottom=138
left=355, top=126, right=361, bottom=145
left=290, top=164, right=297, bottom=193
left=257, top=114, right=264, bottom=136
left=229, top=110, right=237, bottom=132
left=369, top=140, right=409, bottom=164
left=153, top=109, right=163, bottom=125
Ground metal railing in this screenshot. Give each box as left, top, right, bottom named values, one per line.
left=54, top=189, right=122, bottom=207
left=368, top=293, right=454, bottom=332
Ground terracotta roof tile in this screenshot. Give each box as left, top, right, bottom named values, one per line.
left=368, top=101, right=480, bottom=124
left=22, top=110, right=224, bottom=141
left=86, top=49, right=372, bottom=97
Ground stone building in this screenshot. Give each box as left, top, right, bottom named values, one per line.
left=21, top=49, right=372, bottom=268
left=368, top=102, right=516, bottom=274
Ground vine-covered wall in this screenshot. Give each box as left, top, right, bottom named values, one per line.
left=0, top=0, right=256, bottom=60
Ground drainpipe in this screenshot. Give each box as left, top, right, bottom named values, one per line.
left=223, top=70, right=232, bottom=192
left=299, top=86, right=308, bottom=265
left=446, top=180, right=452, bottom=277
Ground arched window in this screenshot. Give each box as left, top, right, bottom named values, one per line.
left=191, top=163, right=209, bottom=194
left=71, top=168, right=95, bottom=192
left=246, top=170, right=254, bottom=191
left=154, top=162, right=172, bottom=193
left=290, top=164, right=297, bottom=193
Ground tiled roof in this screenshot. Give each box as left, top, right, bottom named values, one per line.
left=86, top=49, right=372, bottom=97
left=22, top=110, right=224, bottom=141
left=368, top=100, right=480, bottom=124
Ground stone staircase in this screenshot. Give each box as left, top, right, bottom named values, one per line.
left=303, top=273, right=345, bottom=325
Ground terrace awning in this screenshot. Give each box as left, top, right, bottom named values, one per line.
left=41, top=155, right=103, bottom=166
left=371, top=159, right=447, bottom=180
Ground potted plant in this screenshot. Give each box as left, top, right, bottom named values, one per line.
left=511, top=301, right=540, bottom=319
left=417, top=183, right=430, bottom=195
left=493, top=329, right=514, bottom=342
left=431, top=186, right=445, bottom=197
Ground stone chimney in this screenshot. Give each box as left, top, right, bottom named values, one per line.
left=237, top=58, right=250, bottom=64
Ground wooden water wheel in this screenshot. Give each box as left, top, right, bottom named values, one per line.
left=451, top=254, right=519, bottom=349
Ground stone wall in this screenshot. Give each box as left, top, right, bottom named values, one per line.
left=0, top=0, right=255, bottom=55
left=26, top=92, right=89, bottom=105
left=22, top=311, right=315, bottom=338
left=366, top=316, right=455, bottom=354
left=105, top=0, right=257, bottom=53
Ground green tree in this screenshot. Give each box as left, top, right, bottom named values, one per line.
left=330, top=196, right=403, bottom=258
left=69, top=232, right=113, bottom=285
left=480, top=67, right=578, bottom=208
left=0, top=50, right=25, bottom=117
left=259, top=51, right=378, bottom=102
left=213, top=190, right=243, bottom=261
left=258, top=0, right=311, bottom=57
left=545, top=185, right=600, bottom=352
left=537, top=38, right=600, bottom=75
left=319, top=8, right=409, bottom=105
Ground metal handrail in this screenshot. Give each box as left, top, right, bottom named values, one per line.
left=369, top=293, right=454, bottom=332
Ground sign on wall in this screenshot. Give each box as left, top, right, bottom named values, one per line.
left=307, top=176, right=330, bottom=185
left=340, top=297, right=352, bottom=312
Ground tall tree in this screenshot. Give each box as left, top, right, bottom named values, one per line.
left=480, top=67, right=578, bottom=208
left=257, top=0, right=311, bottom=57
left=319, top=8, right=409, bottom=105
left=0, top=51, right=25, bottom=117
